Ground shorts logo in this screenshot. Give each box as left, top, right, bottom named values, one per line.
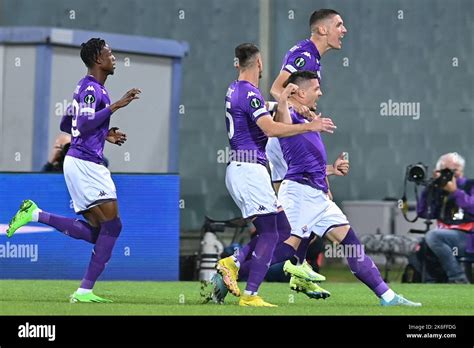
left=98, top=190, right=107, bottom=197
left=294, top=57, right=306, bottom=68
left=301, top=225, right=308, bottom=233
left=250, top=98, right=261, bottom=109
left=257, top=205, right=266, bottom=212
left=84, top=94, right=95, bottom=104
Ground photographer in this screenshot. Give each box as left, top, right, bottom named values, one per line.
left=417, top=153, right=474, bottom=284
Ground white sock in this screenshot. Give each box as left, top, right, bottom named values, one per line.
left=244, top=290, right=257, bottom=296
left=31, top=208, right=41, bottom=222
left=380, top=289, right=396, bottom=302
left=76, top=288, right=92, bottom=295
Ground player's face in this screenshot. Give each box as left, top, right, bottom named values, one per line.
left=327, top=15, right=347, bottom=50
left=99, top=44, right=116, bottom=75
left=301, top=79, right=322, bottom=108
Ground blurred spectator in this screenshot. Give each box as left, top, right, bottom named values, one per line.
left=42, top=133, right=71, bottom=172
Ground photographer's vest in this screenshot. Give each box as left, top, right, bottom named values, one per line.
left=438, top=179, right=474, bottom=232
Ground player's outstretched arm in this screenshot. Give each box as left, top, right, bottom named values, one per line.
left=257, top=113, right=335, bottom=138
left=110, top=88, right=142, bottom=113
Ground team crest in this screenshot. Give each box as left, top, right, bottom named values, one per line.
left=250, top=97, right=261, bottom=109
left=84, top=94, right=95, bottom=104
left=294, top=57, right=306, bottom=68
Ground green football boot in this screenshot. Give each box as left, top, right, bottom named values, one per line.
left=6, top=200, right=38, bottom=238
left=70, top=291, right=113, bottom=303
left=283, top=260, right=326, bottom=282
left=289, top=276, right=331, bottom=299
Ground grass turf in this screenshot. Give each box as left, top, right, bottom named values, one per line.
left=0, top=280, right=472, bottom=315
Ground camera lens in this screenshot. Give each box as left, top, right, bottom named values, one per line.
left=408, top=164, right=426, bottom=183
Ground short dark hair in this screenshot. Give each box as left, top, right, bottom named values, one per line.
left=283, top=70, right=319, bottom=88
left=80, top=38, right=106, bottom=68
left=235, top=43, right=260, bottom=69
left=309, top=9, right=340, bottom=29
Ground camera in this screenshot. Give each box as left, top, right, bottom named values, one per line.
left=406, top=162, right=454, bottom=188
left=401, top=162, right=455, bottom=230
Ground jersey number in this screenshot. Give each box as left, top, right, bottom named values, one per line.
left=71, top=99, right=81, bottom=137
left=225, top=101, right=234, bottom=140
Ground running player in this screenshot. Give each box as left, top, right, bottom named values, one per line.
left=219, top=43, right=336, bottom=307
left=6, top=38, right=141, bottom=303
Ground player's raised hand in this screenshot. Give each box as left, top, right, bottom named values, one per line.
left=106, top=127, right=127, bottom=146
left=333, top=152, right=350, bottom=176
left=307, top=113, right=337, bottom=133
left=110, top=88, right=141, bottom=112
left=281, top=83, right=299, bottom=100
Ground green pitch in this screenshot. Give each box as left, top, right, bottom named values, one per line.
left=0, top=280, right=472, bottom=315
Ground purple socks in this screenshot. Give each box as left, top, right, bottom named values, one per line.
left=341, top=228, right=389, bottom=297
left=239, top=211, right=295, bottom=281
left=295, top=236, right=311, bottom=264
left=37, top=211, right=122, bottom=290
left=39, top=212, right=100, bottom=244
left=245, top=214, right=279, bottom=293
left=80, top=217, right=122, bottom=289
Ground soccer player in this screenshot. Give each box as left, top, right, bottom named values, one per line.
left=276, top=71, right=421, bottom=306
left=219, top=43, right=336, bottom=307
left=265, top=8, right=349, bottom=287
left=6, top=38, right=141, bottom=303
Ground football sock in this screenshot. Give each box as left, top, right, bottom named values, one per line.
left=38, top=212, right=100, bottom=244
left=80, top=217, right=122, bottom=289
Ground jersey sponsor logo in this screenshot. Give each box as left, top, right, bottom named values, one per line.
left=86, top=85, right=95, bottom=92
left=247, top=91, right=257, bottom=99
left=84, top=94, right=95, bottom=104
left=294, top=57, right=306, bottom=68
left=302, top=51, right=311, bottom=58
left=250, top=97, right=261, bottom=109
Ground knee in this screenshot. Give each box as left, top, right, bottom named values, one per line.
left=424, top=230, right=439, bottom=248
left=101, top=217, right=122, bottom=237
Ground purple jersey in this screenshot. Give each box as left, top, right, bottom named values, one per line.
left=63, top=75, right=112, bottom=164
left=281, top=39, right=321, bottom=80
left=279, top=109, right=328, bottom=192
left=225, top=80, right=270, bottom=166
